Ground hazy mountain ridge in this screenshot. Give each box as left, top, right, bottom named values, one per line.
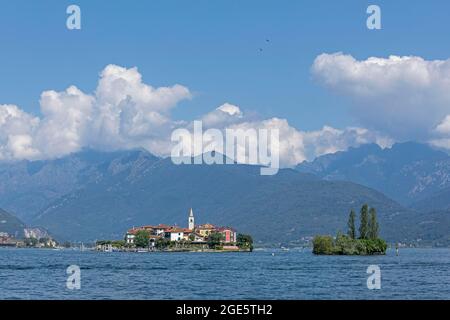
left=0, top=208, right=26, bottom=238
left=411, top=187, right=450, bottom=212
left=296, top=142, right=450, bottom=206
left=0, top=149, right=160, bottom=222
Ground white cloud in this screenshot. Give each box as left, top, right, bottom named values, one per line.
left=200, top=103, right=244, bottom=128
left=96, top=65, right=191, bottom=112
left=435, top=115, right=450, bottom=135
left=429, top=115, right=450, bottom=149
left=0, top=65, right=192, bottom=161
left=0, top=64, right=388, bottom=166
left=90, top=64, right=192, bottom=153
left=302, top=126, right=393, bottom=161
left=181, top=109, right=389, bottom=167
left=35, top=85, right=94, bottom=158
left=312, top=53, right=450, bottom=142
left=217, top=103, right=242, bottom=116
left=0, top=104, right=40, bottom=160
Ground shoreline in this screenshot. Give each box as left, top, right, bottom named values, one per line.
left=99, top=248, right=252, bottom=253
left=3, top=246, right=450, bottom=253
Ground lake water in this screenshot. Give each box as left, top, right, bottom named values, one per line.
left=0, top=248, right=448, bottom=300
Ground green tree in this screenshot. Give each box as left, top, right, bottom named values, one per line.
left=335, top=233, right=359, bottom=255
left=347, top=209, right=356, bottom=239
left=156, top=237, right=169, bottom=249
left=112, top=240, right=126, bottom=248
left=359, top=204, right=369, bottom=239
left=134, top=230, right=150, bottom=248
left=312, top=235, right=334, bottom=255
left=368, top=207, right=379, bottom=240
left=207, top=232, right=224, bottom=249
left=237, top=234, right=253, bottom=251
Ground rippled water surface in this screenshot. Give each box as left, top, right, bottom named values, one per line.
left=0, top=248, right=448, bottom=299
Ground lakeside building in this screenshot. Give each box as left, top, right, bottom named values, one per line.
left=0, top=232, right=14, bottom=246
left=0, top=228, right=57, bottom=248
left=0, top=232, right=24, bottom=247
left=165, top=228, right=185, bottom=241
left=125, top=208, right=237, bottom=245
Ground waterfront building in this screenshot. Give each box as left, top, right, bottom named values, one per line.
left=164, top=228, right=185, bottom=242
left=196, top=223, right=216, bottom=237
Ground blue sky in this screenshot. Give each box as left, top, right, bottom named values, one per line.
left=1, top=0, right=449, bottom=129
left=1, top=1, right=450, bottom=164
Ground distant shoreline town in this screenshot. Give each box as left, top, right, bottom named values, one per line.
left=0, top=228, right=58, bottom=249
left=96, top=208, right=253, bottom=253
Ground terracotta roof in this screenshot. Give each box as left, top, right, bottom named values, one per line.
left=149, top=224, right=172, bottom=229
left=217, top=226, right=237, bottom=232
left=196, top=223, right=216, bottom=229
left=128, top=224, right=173, bottom=232
left=166, top=228, right=185, bottom=233
left=127, top=228, right=146, bottom=235
left=156, top=224, right=172, bottom=228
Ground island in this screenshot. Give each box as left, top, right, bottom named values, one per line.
left=312, top=204, right=387, bottom=255
left=96, top=208, right=253, bottom=253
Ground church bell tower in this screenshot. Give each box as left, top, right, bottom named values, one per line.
left=188, top=208, right=195, bottom=230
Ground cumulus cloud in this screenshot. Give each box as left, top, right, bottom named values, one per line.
left=200, top=103, right=244, bottom=128
left=301, top=126, right=393, bottom=161
left=91, top=65, right=191, bottom=154
left=176, top=104, right=389, bottom=167
left=312, top=53, right=450, bottom=142
left=429, top=115, right=450, bottom=149
left=434, top=115, right=450, bottom=135
left=228, top=120, right=391, bottom=167
left=0, top=64, right=388, bottom=166
left=0, top=104, right=40, bottom=159
left=35, top=86, right=94, bottom=158
left=0, top=65, right=191, bottom=161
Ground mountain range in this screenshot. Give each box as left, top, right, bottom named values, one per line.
left=0, top=208, right=26, bottom=238
left=296, top=142, right=450, bottom=208
left=0, top=142, right=448, bottom=246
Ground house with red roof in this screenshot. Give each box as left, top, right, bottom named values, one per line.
left=164, top=228, right=185, bottom=241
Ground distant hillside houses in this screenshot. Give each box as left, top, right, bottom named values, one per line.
left=0, top=232, right=17, bottom=246
left=23, top=227, right=51, bottom=240
left=0, top=230, right=57, bottom=248
left=125, top=208, right=237, bottom=246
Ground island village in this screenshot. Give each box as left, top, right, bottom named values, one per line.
left=0, top=208, right=252, bottom=252
left=96, top=208, right=253, bottom=252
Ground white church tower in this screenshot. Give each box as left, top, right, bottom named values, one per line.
left=188, top=208, right=195, bottom=230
